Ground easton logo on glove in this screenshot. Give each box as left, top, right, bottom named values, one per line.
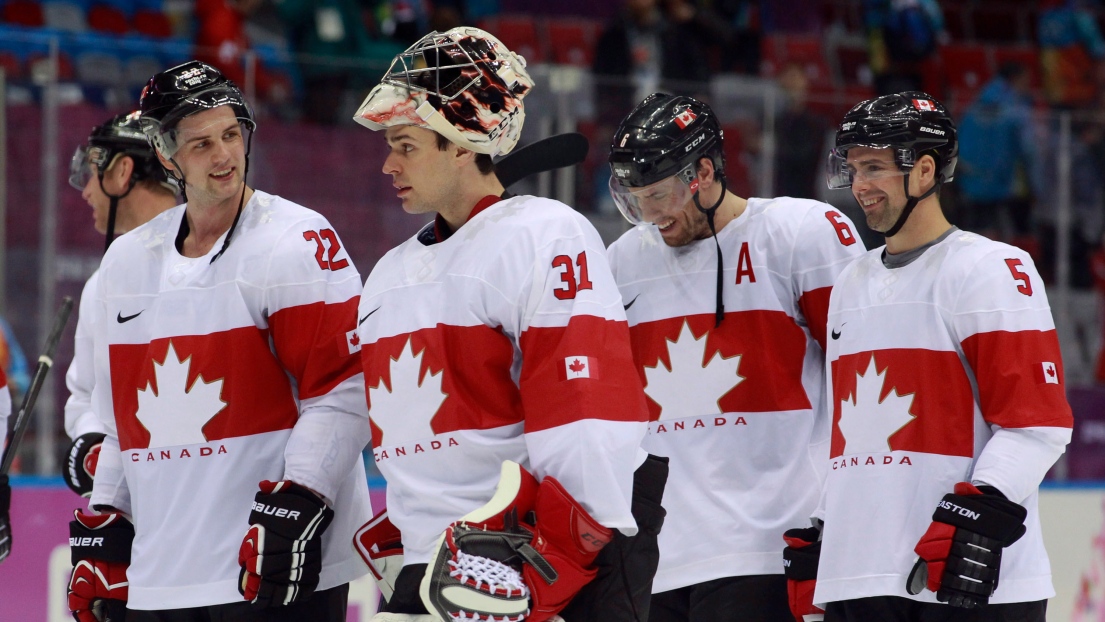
left=907, top=482, right=1027, bottom=608
left=238, top=480, right=334, bottom=607
left=420, top=461, right=612, bottom=622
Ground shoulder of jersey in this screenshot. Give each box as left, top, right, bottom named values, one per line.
left=938, top=229, right=1034, bottom=277
left=486, top=195, right=584, bottom=232
left=102, top=203, right=185, bottom=262
left=752, top=196, right=837, bottom=229
left=239, top=191, right=330, bottom=237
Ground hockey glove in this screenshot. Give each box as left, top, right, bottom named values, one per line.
left=68, top=509, right=133, bottom=622
left=64, top=433, right=105, bottom=498
left=421, top=461, right=612, bottom=622
left=907, top=482, right=1027, bottom=608
left=0, top=474, right=10, bottom=563
left=354, top=508, right=404, bottom=603
left=782, top=523, right=824, bottom=622
left=238, top=479, right=334, bottom=607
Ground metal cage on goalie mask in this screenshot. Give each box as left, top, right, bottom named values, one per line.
left=353, top=26, right=534, bottom=157
left=829, top=91, right=958, bottom=189
left=69, top=111, right=172, bottom=191
left=138, top=60, right=256, bottom=159
left=608, top=93, right=726, bottom=189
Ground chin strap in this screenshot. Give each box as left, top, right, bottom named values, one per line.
left=693, top=178, right=728, bottom=328
left=97, top=173, right=139, bottom=252
left=884, top=174, right=943, bottom=238
left=209, top=131, right=254, bottom=264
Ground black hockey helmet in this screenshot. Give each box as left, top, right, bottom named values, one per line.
left=608, top=93, right=726, bottom=189
left=69, top=111, right=172, bottom=191
left=138, top=60, right=255, bottom=158
left=828, top=91, right=957, bottom=189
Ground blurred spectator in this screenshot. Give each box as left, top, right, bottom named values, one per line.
left=760, top=0, right=821, bottom=33
left=593, top=0, right=711, bottom=124
left=862, top=0, right=946, bottom=95
left=1092, top=232, right=1105, bottom=383
left=370, top=0, right=429, bottom=46
left=194, top=0, right=284, bottom=103
left=955, top=62, right=1038, bottom=242
left=0, top=317, right=28, bottom=401
left=275, top=0, right=404, bottom=124
left=1038, top=0, right=1105, bottom=110
left=661, top=0, right=734, bottom=72
left=774, top=62, right=829, bottom=199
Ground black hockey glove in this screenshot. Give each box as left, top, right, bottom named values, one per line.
left=907, top=482, right=1027, bottom=608
left=64, top=432, right=105, bottom=498
left=68, top=509, right=133, bottom=622
left=0, top=474, right=10, bottom=563
left=782, top=522, right=824, bottom=622
left=238, top=480, right=334, bottom=607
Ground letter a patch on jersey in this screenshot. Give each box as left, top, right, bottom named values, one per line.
left=559, top=356, right=600, bottom=381
left=1037, top=361, right=1060, bottom=385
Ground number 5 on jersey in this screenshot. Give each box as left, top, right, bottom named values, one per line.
left=303, top=229, right=350, bottom=271
left=552, top=251, right=594, bottom=300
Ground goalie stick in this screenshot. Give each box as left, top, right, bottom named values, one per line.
left=495, top=132, right=590, bottom=188
left=1, top=296, right=75, bottom=474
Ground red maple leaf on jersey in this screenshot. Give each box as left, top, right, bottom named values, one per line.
left=350, top=333, right=360, bottom=346
left=569, top=359, right=585, bottom=373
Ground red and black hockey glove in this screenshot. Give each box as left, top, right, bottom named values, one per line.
left=421, top=461, right=612, bottom=622
left=238, top=480, right=334, bottom=607
left=64, top=433, right=105, bottom=498
left=782, top=522, right=824, bottom=622
left=68, top=509, right=133, bottom=622
left=0, top=474, right=11, bottom=563
left=353, top=508, right=404, bottom=603
left=907, top=483, right=1027, bottom=608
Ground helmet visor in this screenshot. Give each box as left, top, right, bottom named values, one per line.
left=609, top=169, right=698, bottom=226
left=68, top=144, right=111, bottom=190
left=826, top=146, right=909, bottom=189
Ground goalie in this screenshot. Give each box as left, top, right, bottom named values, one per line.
left=351, top=26, right=667, bottom=622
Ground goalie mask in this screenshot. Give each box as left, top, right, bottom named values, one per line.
left=829, top=91, right=958, bottom=237
left=69, top=111, right=177, bottom=251
left=353, top=26, right=533, bottom=157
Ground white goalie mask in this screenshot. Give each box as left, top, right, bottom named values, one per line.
left=353, top=26, right=534, bottom=157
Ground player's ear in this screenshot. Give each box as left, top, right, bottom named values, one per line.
left=696, top=157, right=716, bottom=191
left=453, top=145, right=477, bottom=169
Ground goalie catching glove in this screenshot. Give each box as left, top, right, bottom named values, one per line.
left=782, top=521, right=824, bottom=622
left=238, top=480, right=334, bottom=607
left=68, top=509, right=133, bottom=622
left=907, top=482, right=1027, bottom=608
left=64, top=432, right=105, bottom=498
left=420, top=461, right=612, bottom=622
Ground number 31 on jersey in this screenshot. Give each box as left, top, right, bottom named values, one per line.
left=551, top=251, right=594, bottom=300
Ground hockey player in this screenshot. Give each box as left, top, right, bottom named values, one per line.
left=786, top=92, right=1073, bottom=622
left=605, top=93, right=864, bottom=622
left=351, top=27, right=666, bottom=622
left=63, top=111, right=179, bottom=500
left=67, top=61, right=372, bottom=621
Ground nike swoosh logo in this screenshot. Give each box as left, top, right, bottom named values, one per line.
left=358, top=307, right=381, bottom=326
left=623, top=295, right=640, bottom=311
left=831, top=322, right=846, bottom=340
left=117, top=310, right=143, bottom=323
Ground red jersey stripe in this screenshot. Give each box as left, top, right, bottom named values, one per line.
left=798, top=285, right=832, bottom=352
left=519, top=315, right=648, bottom=433
left=961, top=329, right=1074, bottom=430
left=268, top=296, right=362, bottom=399
left=629, top=311, right=812, bottom=418
left=109, top=330, right=300, bottom=451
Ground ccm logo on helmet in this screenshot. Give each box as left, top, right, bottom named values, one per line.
left=70, top=537, right=104, bottom=547
left=252, top=502, right=301, bottom=520
left=919, top=126, right=945, bottom=136
left=937, top=499, right=980, bottom=520
left=684, top=134, right=706, bottom=153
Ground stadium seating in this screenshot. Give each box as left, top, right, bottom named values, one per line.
left=479, top=14, right=543, bottom=64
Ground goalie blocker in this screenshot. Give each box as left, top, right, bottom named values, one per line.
left=362, top=455, right=668, bottom=622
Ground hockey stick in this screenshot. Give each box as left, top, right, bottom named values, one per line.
left=495, top=132, right=590, bottom=188
left=0, top=296, right=75, bottom=475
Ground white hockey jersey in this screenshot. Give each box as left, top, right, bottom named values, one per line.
left=88, top=190, right=373, bottom=609
left=358, top=194, right=649, bottom=565
left=607, top=197, right=864, bottom=592
left=816, top=229, right=1073, bottom=605
left=65, top=270, right=104, bottom=440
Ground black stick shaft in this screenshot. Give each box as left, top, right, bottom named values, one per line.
left=1, top=296, right=74, bottom=475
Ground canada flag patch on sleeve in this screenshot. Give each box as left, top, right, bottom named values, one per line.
left=1037, top=361, right=1060, bottom=385
left=559, top=356, right=600, bottom=381
left=341, top=328, right=361, bottom=356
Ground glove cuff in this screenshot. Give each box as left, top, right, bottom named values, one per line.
left=933, top=483, right=1027, bottom=546
left=70, top=510, right=134, bottom=565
